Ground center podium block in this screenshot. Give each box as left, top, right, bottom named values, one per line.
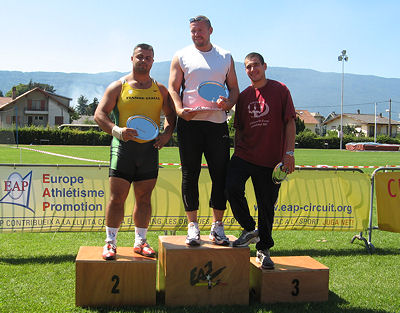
left=250, top=256, right=329, bottom=303
left=75, top=246, right=156, bottom=307
left=158, top=235, right=249, bottom=306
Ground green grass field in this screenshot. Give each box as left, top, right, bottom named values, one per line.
left=0, top=145, right=399, bottom=313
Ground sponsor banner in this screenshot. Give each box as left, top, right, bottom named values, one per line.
left=0, top=166, right=370, bottom=232
left=272, top=171, right=370, bottom=231
left=375, top=172, right=400, bottom=233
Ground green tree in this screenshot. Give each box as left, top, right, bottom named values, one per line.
left=6, top=80, right=55, bottom=97
left=87, top=97, right=99, bottom=116
left=70, top=109, right=80, bottom=122
left=342, top=125, right=362, bottom=136
left=295, top=116, right=305, bottom=134
left=0, top=90, right=3, bottom=97
left=76, top=95, right=89, bottom=115
left=227, top=112, right=235, bottom=136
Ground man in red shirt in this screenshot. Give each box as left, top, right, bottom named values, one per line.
left=226, top=52, right=296, bottom=269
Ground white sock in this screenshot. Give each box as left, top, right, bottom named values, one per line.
left=135, top=227, right=148, bottom=245
left=105, top=226, right=119, bottom=244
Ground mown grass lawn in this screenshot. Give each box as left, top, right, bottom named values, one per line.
left=0, top=145, right=399, bottom=312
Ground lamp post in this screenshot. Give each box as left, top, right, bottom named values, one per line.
left=338, top=50, right=348, bottom=150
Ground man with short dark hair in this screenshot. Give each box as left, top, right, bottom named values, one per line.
left=95, top=43, right=176, bottom=260
left=227, top=52, right=296, bottom=269
left=169, top=15, right=239, bottom=246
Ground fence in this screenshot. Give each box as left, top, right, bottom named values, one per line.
left=351, top=167, right=400, bottom=252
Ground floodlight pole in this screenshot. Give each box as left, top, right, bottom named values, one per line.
left=338, top=50, right=348, bottom=150
left=389, top=98, right=392, bottom=137
left=374, top=102, right=377, bottom=143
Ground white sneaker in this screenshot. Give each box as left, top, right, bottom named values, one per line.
left=209, top=221, right=229, bottom=246
left=102, top=241, right=117, bottom=260
left=185, top=222, right=200, bottom=246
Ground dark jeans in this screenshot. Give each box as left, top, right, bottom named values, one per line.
left=177, top=118, right=230, bottom=211
left=226, top=155, right=280, bottom=250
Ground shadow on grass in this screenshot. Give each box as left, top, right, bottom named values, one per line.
left=254, top=247, right=400, bottom=258
left=1, top=254, right=76, bottom=265
left=79, top=290, right=389, bottom=313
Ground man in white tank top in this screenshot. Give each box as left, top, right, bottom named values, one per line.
left=169, top=15, right=239, bottom=246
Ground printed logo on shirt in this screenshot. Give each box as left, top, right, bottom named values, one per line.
left=248, top=100, right=269, bottom=118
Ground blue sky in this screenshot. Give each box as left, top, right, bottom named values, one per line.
left=1, top=0, right=399, bottom=78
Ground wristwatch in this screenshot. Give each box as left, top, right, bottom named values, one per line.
left=285, top=151, right=294, bottom=156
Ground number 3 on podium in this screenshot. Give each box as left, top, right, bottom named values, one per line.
left=291, top=278, right=299, bottom=296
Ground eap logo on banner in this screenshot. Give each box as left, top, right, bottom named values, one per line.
left=1, top=171, right=33, bottom=213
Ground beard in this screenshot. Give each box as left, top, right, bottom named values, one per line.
left=134, top=64, right=149, bottom=74
left=193, top=37, right=209, bottom=48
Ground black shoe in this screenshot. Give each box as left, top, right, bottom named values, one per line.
left=256, top=249, right=275, bottom=269
left=232, top=229, right=260, bottom=247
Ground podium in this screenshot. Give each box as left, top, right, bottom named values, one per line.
left=250, top=256, right=329, bottom=303
left=158, top=235, right=249, bottom=306
left=75, top=246, right=156, bottom=307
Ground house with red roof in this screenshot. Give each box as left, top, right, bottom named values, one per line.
left=0, top=87, right=74, bottom=128
left=296, top=109, right=320, bottom=134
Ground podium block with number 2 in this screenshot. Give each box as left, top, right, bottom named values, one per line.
left=75, top=246, right=156, bottom=307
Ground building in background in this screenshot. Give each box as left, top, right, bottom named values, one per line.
left=296, top=109, right=320, bottom=134
left=323, top=110, right=399, bottom=137
left=0, top=87, right=74, bottom=128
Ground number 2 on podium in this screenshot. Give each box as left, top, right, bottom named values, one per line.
left=112, top=275, right=120, bottom=294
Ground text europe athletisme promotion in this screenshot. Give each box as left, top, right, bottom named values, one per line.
left=0, top=166, right=370, bottom=232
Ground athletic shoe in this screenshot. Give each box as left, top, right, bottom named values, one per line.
left=232, top=229, right=260, bottom=247
left=185, top=222, right=201, bottom=246
left=134, top=240, right=156, bottom=258
left=209, top=221, right=229, bottom=246
left=102, top=241, right=117, bottom=260
left=256, top=249, right=275, bottom=269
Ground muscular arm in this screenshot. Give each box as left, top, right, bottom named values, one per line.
left=282, top=118, right=296, bottom=174
left=168, top=55, right=198, bottom=121
left=154, top=84, right=177, bottom=149
left=94, top=80, right=137, bottom=141
left=217, top=57, right=239, bottom=111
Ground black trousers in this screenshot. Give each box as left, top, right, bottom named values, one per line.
left=177, top=118, right=230, bottom=211
left=226, top=155, right=280, bottom=250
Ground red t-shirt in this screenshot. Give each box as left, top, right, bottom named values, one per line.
left=234, top=79, right=296, bottom=167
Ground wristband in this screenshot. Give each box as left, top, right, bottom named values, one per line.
left=285, top=151, right=294, bottom=156
left=112, top=125, right=123, bottom=141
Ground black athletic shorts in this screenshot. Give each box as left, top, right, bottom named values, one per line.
left=109, top=138, right=159, bottom=183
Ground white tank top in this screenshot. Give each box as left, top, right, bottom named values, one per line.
left=175, top=44, right=231, bottom=123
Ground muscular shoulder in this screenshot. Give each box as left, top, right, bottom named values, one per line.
left=105, top=79, right=123, bottom=97
left=213, top=44, right=231, bottom=58
left=174, top=44, right=195, bottom=58
left=155, top=81, right=168, bottom=97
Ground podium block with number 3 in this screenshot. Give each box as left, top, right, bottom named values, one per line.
left=75, top=246, right=156, bottom=307
left=250, top=256, right=329, bottom=303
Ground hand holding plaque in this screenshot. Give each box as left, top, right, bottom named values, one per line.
left=190, top=81, right=228, bottom=112
left=126, top=115, right=159, bottom=141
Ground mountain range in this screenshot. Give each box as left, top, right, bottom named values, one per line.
left=1, top=62, right=399, bottom=119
